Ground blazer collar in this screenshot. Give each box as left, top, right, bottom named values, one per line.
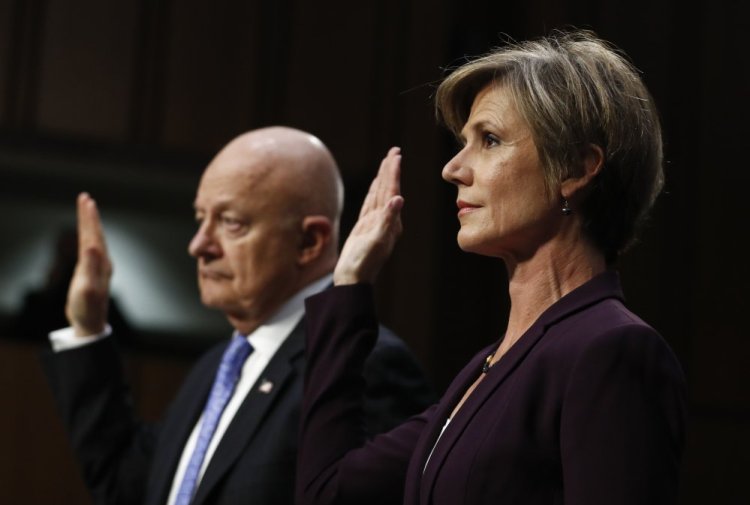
left=415, top=270, right=624, bottom=505
left=532, top=269, right=624, bottom=329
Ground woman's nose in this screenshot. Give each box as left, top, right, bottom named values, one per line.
left=442, top=149, right=471, bottom=186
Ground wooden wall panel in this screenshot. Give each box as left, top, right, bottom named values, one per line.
left=160, top=0, right=262, bottom=153
left=0, top=0, right=13, bottom=123
left=281, top=1, right=380, bottom=175
left=34, top=0, right=138, bottom=140
left=691, top=0, right=749, bottom=407
left=372, top=0, right=455, bottom=378
left=1, top=0, right=47, bottom=128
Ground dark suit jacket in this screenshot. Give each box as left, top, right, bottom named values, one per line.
left=298, top=271, right=687, bottom=505
left=42, top=318, right=434, bottom=505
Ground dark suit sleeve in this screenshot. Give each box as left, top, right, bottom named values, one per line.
left=362, top=327, right=435, bottom=435
left=559, top=324, right=687, bottom=505
left=41, top=337, right=157, bottom=505
left=298, top=284, right=432, bottom=505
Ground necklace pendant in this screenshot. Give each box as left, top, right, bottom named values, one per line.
left=482, top=352, right=494, bottom=374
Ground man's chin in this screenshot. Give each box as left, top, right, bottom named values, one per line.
left=201, top=294, right=249, bottom=318
left=199, top=294, right=230, bottom=311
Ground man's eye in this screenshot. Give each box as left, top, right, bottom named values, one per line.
left=221, top=216, right=243, bottom=230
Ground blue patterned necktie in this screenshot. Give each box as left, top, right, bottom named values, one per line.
left=174, top=334, right=253, bottom=505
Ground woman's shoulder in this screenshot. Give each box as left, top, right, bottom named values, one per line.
left=544, top=297, right=684, bottom=380
left=554, top=296, right=658, bottom=345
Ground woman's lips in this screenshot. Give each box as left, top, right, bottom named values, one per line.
left=457, top=200, right=480, bottom=217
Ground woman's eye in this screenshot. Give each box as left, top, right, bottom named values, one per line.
left=483, top=133, right=500, bottom=148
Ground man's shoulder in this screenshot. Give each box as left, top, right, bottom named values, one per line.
left=373, top=324, right=403, bottom=347
left=367, top=325, right=427, bottom=378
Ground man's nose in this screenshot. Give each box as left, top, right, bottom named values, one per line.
left=188, top=224, right=220, bottom=258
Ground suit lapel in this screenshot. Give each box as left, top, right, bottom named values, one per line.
left=147, top=345, right=223, bottom=505
left=191, top=321, right=306, bottom=505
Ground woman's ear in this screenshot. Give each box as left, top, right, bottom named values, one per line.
left=298, top=216, right=333, bottom=266
left=561, top=144, right=604, bottom=199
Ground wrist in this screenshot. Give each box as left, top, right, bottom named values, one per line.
left=333, top=271, right=364, bottom=286
left=71, top=321, right=107, bottom=337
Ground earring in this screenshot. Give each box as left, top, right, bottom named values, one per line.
left=561, top=198, right=572, bottom=216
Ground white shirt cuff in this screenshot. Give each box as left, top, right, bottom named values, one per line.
left=49, top=324, right=113, bottom=352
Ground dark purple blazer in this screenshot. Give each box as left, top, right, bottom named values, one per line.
left=298, top=271, right=687, bottom=505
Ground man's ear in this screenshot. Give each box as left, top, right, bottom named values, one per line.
left=561, top=144, right=604, bottom=199
left=298, top=216, right=333, bottom=266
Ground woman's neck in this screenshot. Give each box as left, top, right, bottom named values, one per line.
left=499, top=232, right=606, bottom=355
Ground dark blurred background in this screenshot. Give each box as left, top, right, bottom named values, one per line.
left=0, top=0, right=747, bottom=503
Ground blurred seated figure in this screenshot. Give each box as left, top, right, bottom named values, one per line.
left=41, top=127, right=434, bottom=505
left=13, top=227, right=133, bottom=343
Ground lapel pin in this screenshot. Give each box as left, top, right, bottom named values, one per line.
left=258, top=379, right=274, bottom=394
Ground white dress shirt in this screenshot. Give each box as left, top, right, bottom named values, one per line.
left=49, top=274, right=332, bottom=505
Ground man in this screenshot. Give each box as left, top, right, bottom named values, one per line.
left=42, top=127, right=433, bottom=505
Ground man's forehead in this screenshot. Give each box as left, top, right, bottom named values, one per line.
left=194, top=157, right=287, bottom=209
left=202, top=144, right=277, bottom=181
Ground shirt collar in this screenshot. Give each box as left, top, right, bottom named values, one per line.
left=236, top=274, right=332, bottom=357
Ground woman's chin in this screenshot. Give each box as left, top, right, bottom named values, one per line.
left=456, top=232, right=490, bottom=255
left=457, top=232, right=511, bottom=260
left=455, top=232, right=473, bottom=251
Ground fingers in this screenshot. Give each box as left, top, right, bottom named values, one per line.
left=388, top=195, right=404, bottom=214
left=79, top=247, right=108, bottom=285
left=77, top=192, right=109, bottom=261
left=380, top=195, right=404, bottom=244
left=67, top=193, right=112, bottom=335
left=360, top=147, right=402, bottom=218
left=335, top=147, right=404, bottom=285
left=333, top=192, right=404, bottom=286
left=376, top=147, right=401, bottom=207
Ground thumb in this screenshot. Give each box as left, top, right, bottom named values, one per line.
left=384, top=196, right=404, bottom=233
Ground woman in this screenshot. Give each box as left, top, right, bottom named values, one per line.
left=297, top=30, right=687, bottom=505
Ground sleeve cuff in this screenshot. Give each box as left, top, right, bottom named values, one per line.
left=49, top=324, right=113, bottom=352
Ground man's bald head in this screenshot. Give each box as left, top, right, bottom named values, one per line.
left=213, top=126, right=344, bottom=229
left=189, top=126, right=344, bottom=334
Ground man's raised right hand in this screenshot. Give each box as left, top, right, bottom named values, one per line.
left=65, top=193, right=113, bottom=336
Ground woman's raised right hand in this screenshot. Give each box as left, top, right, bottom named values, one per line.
left=333, top=147, right=404, bottom=286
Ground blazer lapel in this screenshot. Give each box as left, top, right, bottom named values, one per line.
left=417, top=270, right=624, bottom=505
left=190, top=321, right=306, bottom=505
left=402, top=346, right=491, bottom=505
left=418, top=324, right=547, bottom=505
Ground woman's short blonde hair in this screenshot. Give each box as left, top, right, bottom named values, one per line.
left=436, top=30, right=664, bottom=263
